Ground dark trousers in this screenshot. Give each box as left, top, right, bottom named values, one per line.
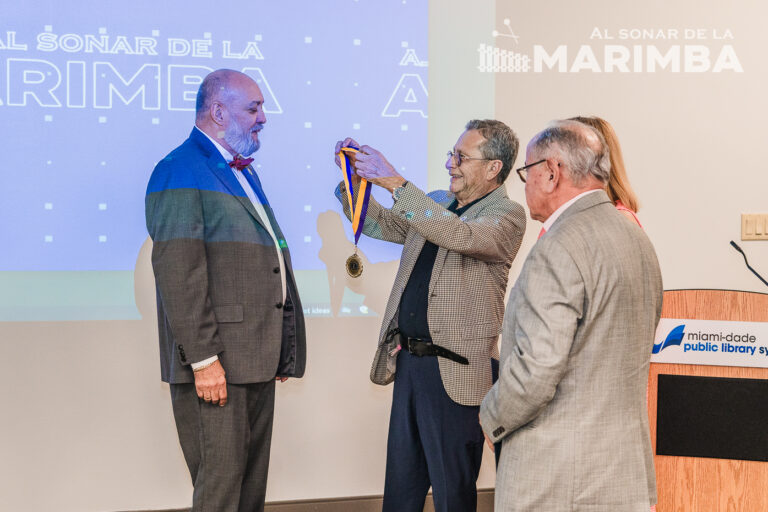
left=170, top=381, right=276, bottom=512
left=382, top=350, right=485, bottom=512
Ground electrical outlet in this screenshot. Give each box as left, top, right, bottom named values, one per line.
left=741, top=214, right=768, bottom=240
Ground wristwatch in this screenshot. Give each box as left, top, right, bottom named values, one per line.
left=392, top=181, right=408, bottom=201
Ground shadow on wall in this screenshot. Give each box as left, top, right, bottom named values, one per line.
left=0, top=237, right=192, bottom=512
left=135, top=235, right=157, bottom=322
left=316, top=210, right=398, bottom=318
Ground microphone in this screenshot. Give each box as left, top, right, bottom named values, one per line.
left=730, top=241, right=768, bottom=288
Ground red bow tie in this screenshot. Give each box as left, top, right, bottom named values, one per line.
left=228, top=155, right=254, bottom=171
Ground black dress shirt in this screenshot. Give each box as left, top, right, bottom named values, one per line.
left=397, top=193, right=488, bottom=339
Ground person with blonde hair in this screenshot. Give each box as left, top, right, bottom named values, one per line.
left=570, top=116, right=642, bottom=227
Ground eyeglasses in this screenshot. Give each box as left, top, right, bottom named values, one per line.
left=446, top=150, right=490, bottom=168
left=515, top=159, right=546, bottom=183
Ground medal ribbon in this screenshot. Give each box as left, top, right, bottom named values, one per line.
left=339, top=146, right=372, bottom=245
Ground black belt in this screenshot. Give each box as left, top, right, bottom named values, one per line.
left=392, top=330, right=469, bottom=365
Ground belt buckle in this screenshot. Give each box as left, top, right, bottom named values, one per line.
left=408, top=337, right=431, bottom=357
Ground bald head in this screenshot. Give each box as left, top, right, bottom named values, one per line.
left=529, top=120, right=610, bottom=187
left=522, top=120, right=611, bottom=222
left=194, top=69, right=266, bottom=157
left=560, top=119, right=604, bottom=155
left=196, top=69, right=251, bottom=121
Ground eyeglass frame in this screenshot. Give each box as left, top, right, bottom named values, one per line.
left=446, top=150, right=491, bottom=168
left=515, top=159, right=547, bottom=183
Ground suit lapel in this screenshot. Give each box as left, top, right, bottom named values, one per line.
left=428, top=196, right=455, bottom=295
left=189, top=129, right=270, bottom=232
left=428, top=186, right=508, bottom=295
left=206, top=154, right=270, bottom=232
left=399, top=232, right=427, bottom=284
left=549, top=189, right=611, bottom=232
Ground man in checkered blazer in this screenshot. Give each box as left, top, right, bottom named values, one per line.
left=334, top=120, right=526, bottom=512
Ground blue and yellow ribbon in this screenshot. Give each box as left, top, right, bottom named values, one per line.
left=339, top=146, right=372, bottom=245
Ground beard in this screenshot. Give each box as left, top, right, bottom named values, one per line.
left=224, top=120, right=263, bottom=157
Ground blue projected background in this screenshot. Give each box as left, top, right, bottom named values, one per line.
left=0, top=0, right=428, bottom=320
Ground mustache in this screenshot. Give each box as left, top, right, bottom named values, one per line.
left=251, top=124, right=265, bottom=133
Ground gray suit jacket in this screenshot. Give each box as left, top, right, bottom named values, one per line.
left=145, top=128, right=306, bottom=384
left=480, top=190, right=662, bottom=511
left=337, top=181, right=525, bottom=405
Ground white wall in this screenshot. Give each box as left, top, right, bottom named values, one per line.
left=491, top=0, right=768, bottom=294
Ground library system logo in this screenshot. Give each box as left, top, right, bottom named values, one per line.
left=652, top=324, right=686, bottom=354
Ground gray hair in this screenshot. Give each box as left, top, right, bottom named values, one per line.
left=465, top=119, right=519, bottom=184
left=529, top=120, right=610, bottom=186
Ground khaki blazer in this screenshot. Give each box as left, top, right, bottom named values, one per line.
left=481, top=190, right=663, bottom=511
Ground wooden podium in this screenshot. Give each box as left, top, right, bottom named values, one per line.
left=649, top=289, right=768, bottom=511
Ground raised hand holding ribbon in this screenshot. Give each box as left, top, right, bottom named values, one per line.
left=353, top=145, right=406, bottom=192
left=336, top=139, right=370, bottom=278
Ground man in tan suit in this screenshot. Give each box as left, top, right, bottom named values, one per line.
left=480, top=120, right=662, bottom=511
left=334, top=120, right=526, bottom=512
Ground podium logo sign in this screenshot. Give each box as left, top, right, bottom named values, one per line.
left=652, top=324, right=686, bottom=354
left=651, top=318, right=768, bottom=368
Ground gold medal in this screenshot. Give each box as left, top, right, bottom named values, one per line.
left=345, top=253, right=363, bottom=278
left=338, top=146, right=369, bottom=279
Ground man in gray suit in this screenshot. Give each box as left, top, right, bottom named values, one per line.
left=334, top=120, right=526, bottom=511
left=146, top=69, right=306, bottom=512
left=480, top=120, right=662, bottom=511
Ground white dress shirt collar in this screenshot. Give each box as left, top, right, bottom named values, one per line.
left=195, top=125, right=236, bottom=161
left=192, top=126, right=287, bottom=303
left=542, top=189, right=602, bottom=232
